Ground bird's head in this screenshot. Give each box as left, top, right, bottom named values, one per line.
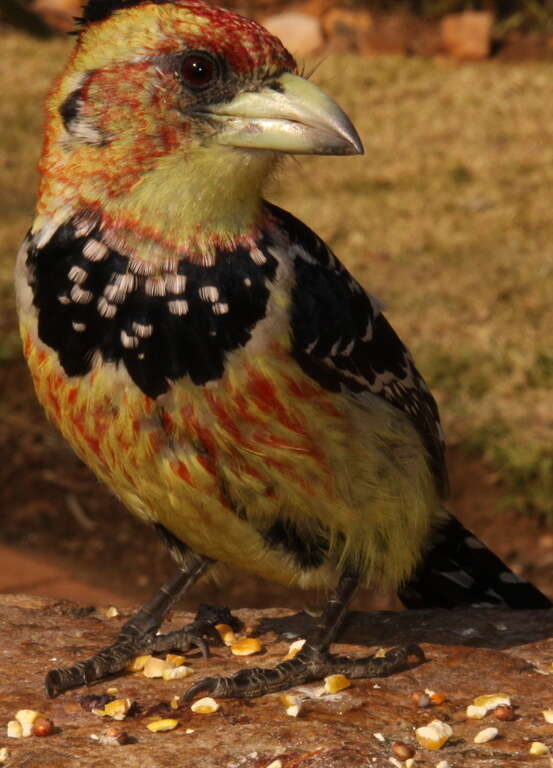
left=38, top=0, right=362, bottom=259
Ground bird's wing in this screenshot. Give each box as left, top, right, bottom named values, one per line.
left=267, top=202, right=449, bottom=498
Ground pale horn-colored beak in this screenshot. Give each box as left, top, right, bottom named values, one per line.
left=206, top=72, right=363, bottom=156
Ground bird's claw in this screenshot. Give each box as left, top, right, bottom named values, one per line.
left=183, top=642, right=425, bottom=701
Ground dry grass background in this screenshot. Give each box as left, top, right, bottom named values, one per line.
left=1, top=29, right=553, bottom=519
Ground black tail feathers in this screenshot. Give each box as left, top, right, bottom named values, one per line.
left=399, top=516, right=552, bottom=610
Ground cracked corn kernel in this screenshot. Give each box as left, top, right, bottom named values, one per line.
left=266, top=761, right=283, bottom=768
left=143, top=657, right=173, bottom=678
left=191, top=697, right=220, bottom=714
left=170, top=696, right=181, bottom=710
left=529, top=742, right=549, bottom=755
left=543, top=710, right=553, bottom=724
left=163, top=665, right=194, bottom=681
left=102, top=698, right=132, bottom=720
left=127, top=654, right=151, bottom=672
left=146, top=719, right=179, bottom=732
left=405, top=760, right=416, bottom=768
left=0, top=748, right=8, bottom=762
left=468, top=693, right=511, bottom=719
left=473, top=727, right=498, bottom=744
left=231, top=637, right=263, bottom=656
left=324, top=674, right=351, bottom=694
left=215, top=623, right=237, bottom=646
left=281, top=694, right=302, bottom=717
left=436, top=762, right=450, bottom=768
left=105, top=606, right=119, bottom=618
left=283, top=639, right=305, bottom=660
left=374, top=647, right=387, bottom=658
left=7, top=721, right=23, bottom=739
left=15, top=710, right=44, bottom=737
left=165, top=654, right=187, bottom=666
left=415, top=720, right=453, bottom=750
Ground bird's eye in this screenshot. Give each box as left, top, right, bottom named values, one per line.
left=179, top=52, right=218, bottom=90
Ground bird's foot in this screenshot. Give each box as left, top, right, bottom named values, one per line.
left=182, top=642, right=425, bottom=701
left=45, top=603, right=242, bottom=698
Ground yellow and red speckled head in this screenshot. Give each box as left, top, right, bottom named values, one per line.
left=36, top=0, right=297, bottom=255
left=73, top=0, right=295, bottom=79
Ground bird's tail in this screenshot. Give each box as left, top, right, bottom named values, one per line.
left=398, top=515, right=552, bottom=610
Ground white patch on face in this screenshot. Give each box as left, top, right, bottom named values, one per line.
left=72, top=321, right=86, bottom=332
left=244, top=278, right=252, bottom=287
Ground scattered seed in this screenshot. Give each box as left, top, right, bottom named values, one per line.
left=529, top=742, right=549, bottom=755
left=97, top=726, right=129, bottom=746
left=215, top=623, right=237, bottom=646
left=281, top=693, right=302, bottom=717
left=128, top=655, right=151, bottom=672
left=324, top=674, right=351, bottom=694
left=231, top=637, right=263, bottom=656
left=391, top=741, right=415, bottom=759
left=162, top=665, right=194, bottom=681
left=430, top=692, right=447, bottom=705
left=170, top=696, right=180, bottom=710
left=389, top=758, right=403, bottom=768
left=373, top=732, right=386, bottom=742
left=405, top=760, right=416, bottom=768
left=15, top=710, right=44, bottom=737
left=266, top=761, right=283, bottom=768
left=474, top=726, right=498, bottom=744
left=374, top=647, right=387, bottom=658
left=543, top=710, right=553, bottom=724
left=411, top=690, right=431, bottom=708
left=494, top=705, right=515, bottom=721
left=436, top=761, right=450, bottom=768
left=146, top=718, right=180, bottom=732
left=106, top=688, right=119, bottom=695
left=283, top=639, right=306, bottom=660
left=143, top=657, right=173, bottom=678
left=415, top=719, right=453, bottom=750
left=165, top=654, right=187, bottom=666
left=468, top=693, right=511, bottom=719
left=32, top=717, right=54, bottom=737
left=191, top=697, right=220, bottom=714
left=105, top=606, right=119, bottom=618
left=185, top=728, right=195, bottom=734
left=0, top=748, right=8, bottom=763
left=7, top=721, right=22, bottom=739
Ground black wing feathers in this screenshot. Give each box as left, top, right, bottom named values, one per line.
left=268, top=203, right=449, bottom=498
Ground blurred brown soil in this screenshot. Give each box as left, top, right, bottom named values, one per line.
left=1, top=355, right=552, bottom=613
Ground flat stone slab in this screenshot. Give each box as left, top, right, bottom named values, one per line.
left=1, top=594, right=553, bottom=767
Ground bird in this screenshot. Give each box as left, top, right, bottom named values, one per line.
left=16, top=0, right=551, bottom=701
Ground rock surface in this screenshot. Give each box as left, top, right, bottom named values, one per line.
left=1, top=594, right=553, bottom=767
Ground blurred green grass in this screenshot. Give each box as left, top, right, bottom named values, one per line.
left=1, top=29, right=553, bottom=516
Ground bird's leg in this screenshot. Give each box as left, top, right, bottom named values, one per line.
left=46, top=553, right=210, bottom=698
left=183, top=573, right=425, bottom=701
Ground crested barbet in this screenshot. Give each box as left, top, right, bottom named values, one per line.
left=16, top=0, right=551, bottom=700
